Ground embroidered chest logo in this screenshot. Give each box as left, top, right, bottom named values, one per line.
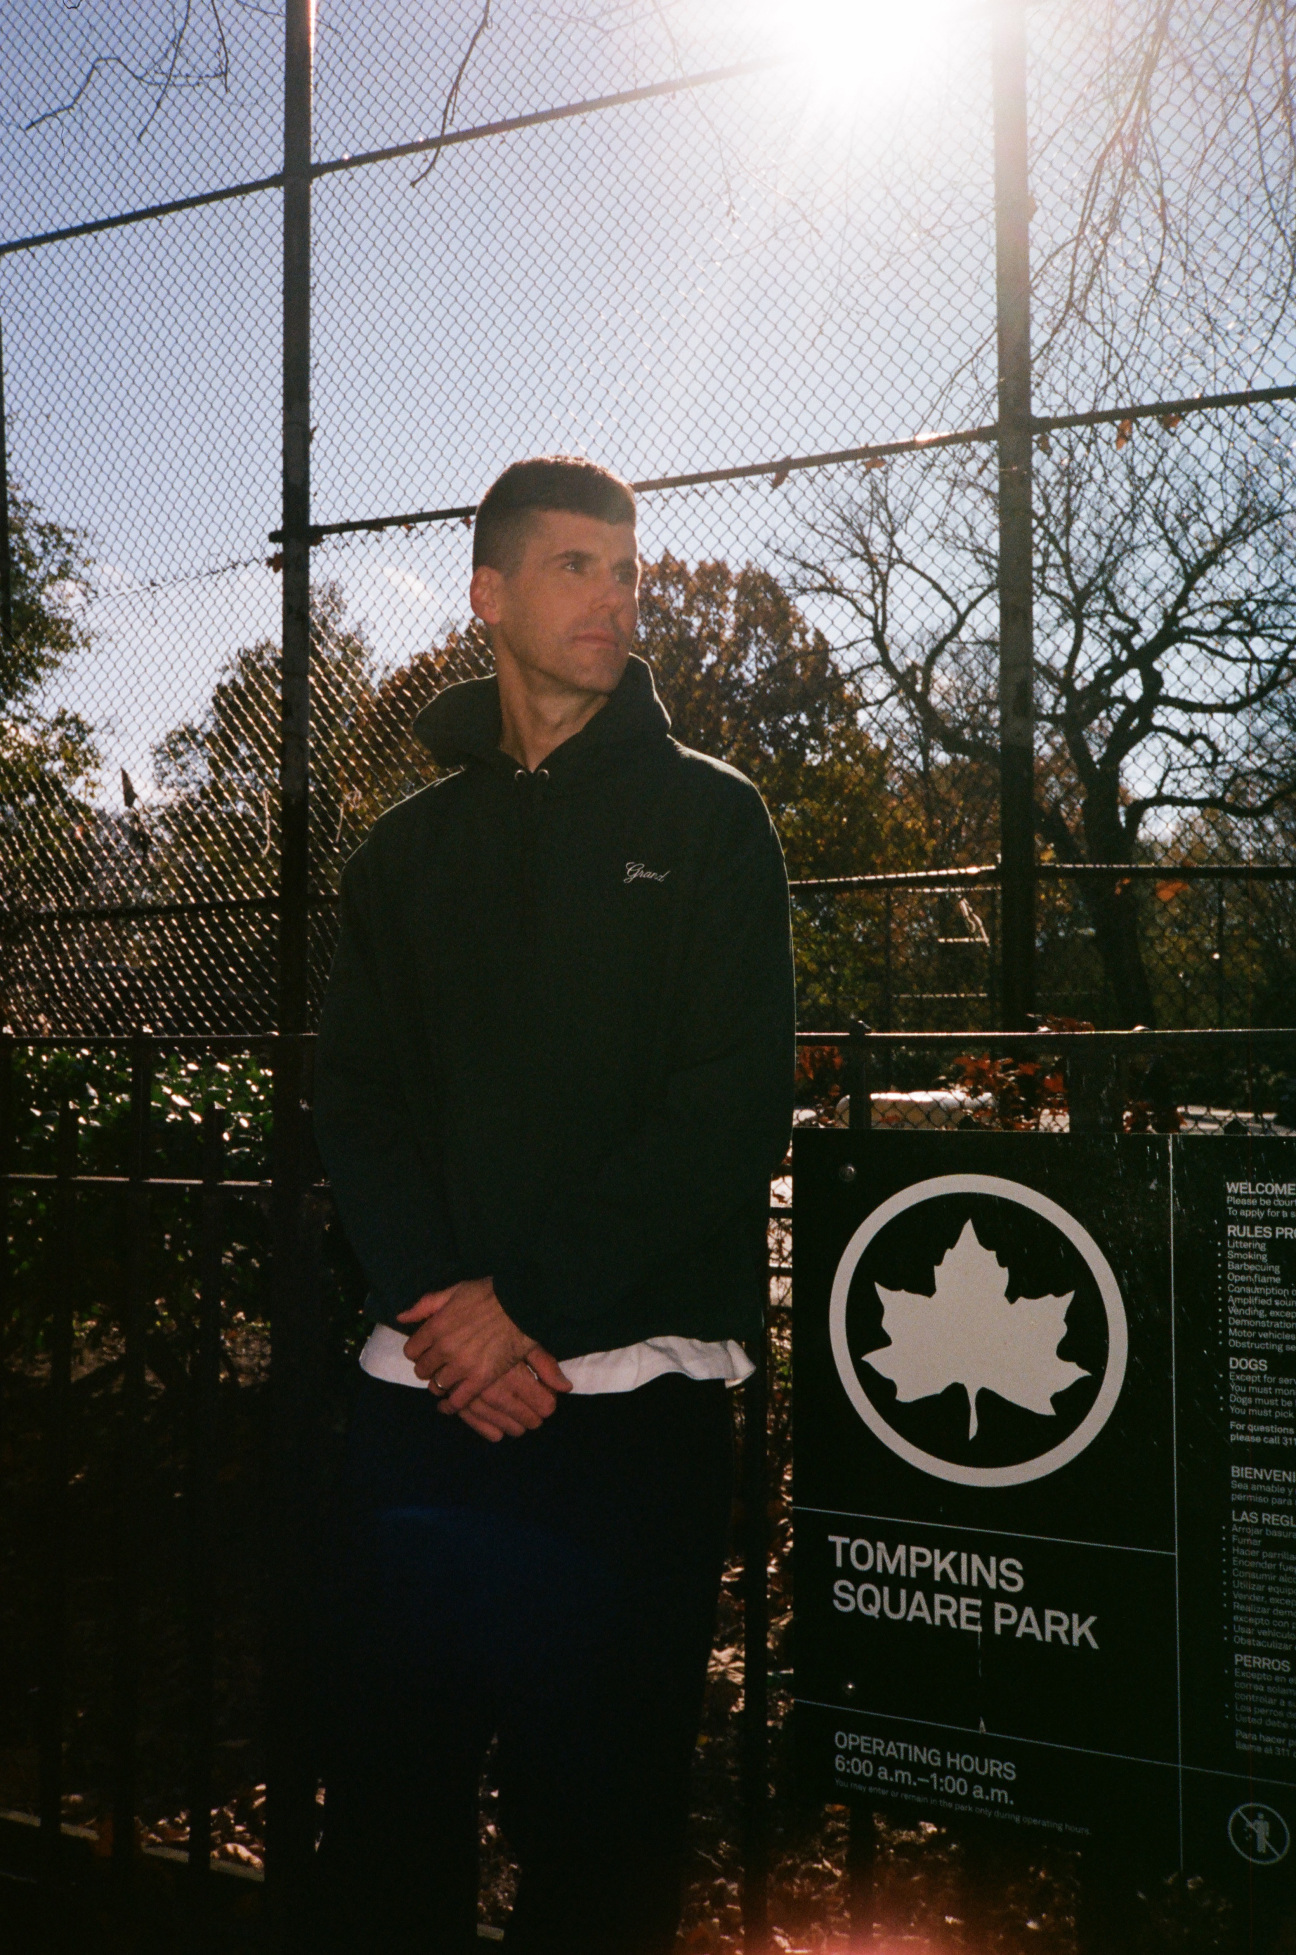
left=624, top=861, right=670, bottom=885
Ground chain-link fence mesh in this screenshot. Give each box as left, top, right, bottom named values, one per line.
left=2, top=0, right=1295, bottom=1037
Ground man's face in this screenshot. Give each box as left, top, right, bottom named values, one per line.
left=470, top=509, right=640, bottom=698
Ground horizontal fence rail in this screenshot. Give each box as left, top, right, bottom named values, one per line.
left=267, top=380, right=1296, bottom=542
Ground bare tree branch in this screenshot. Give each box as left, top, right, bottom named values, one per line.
left=24, top=1, right=233, bottom=141
left=412, top=2, right=494, bottom=186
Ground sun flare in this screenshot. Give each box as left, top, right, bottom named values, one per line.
left=757, top=0, right=969, bottom=106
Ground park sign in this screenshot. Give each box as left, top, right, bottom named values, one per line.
left=792, top=1131, right=1296, bottom=1898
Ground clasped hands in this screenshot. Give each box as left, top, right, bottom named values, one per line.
left=397, top=1275, right=571, bottom=1442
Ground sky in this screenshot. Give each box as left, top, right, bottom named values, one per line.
left=0, top=0, right=1288, bottom=808
left=0, top=0, right=998, bottom=802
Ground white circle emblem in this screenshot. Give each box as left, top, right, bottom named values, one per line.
left=828, top=1173, right=1128, bottom=1488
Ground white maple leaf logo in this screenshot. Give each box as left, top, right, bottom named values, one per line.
left=862, top=1219, right=1090, bottom=1440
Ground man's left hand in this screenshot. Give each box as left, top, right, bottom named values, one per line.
left=398, top=1276, right=549, bottom=1415
left=457, top=1359, right=569, bottom=1441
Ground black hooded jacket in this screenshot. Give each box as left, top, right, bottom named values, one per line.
left=312, top=654, right=795, bottom=1361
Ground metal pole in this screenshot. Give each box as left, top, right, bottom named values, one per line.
left=113, top=1037, right=151, bottom=1889
left=0, top=1039, right=11, bottom=1459
left=848, top=1021, right=873, bottom=1130
left=39, top=1101, right=76, bottom=1886
left=0, top=318, right=12, bottom=657
left=266, top=1033, right=320, bottom=1921
left=186, top=1103, right=224, bottom=1889
left=279, top=0, right=314, bottom=1036
left=844, top=1027, right=875, bottom=1926
left=739, top=1280, right=770, bottom=1951
left=267, top=9, right=317, bottom=1926
left=992, top=0, right=1035, bottom=1028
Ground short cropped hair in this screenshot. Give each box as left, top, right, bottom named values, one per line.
left=472, top=455, right=637, bottom=573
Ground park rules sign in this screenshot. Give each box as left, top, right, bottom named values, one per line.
left=792, top=1131, right=1296, bottom=1895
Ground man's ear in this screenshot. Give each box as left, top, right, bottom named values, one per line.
left=470, top=563, right=504, bottom=627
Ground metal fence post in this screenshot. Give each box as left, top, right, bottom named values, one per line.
left=0, top=317, right=13, bottom=657
left=0, top=1036, right=11, bottom=1445
left=1067, top=1038, right=1121, bottom=1136
left=740, top=1293, right=770, bottom=1952
left=112, top=1037, right=152, bottom=1888
left=39, top=1099, right=76, bottom=1886
left=266, top=1033, right=319, bottom=1931
left=279, top=0, right=315, bottom=1038
left=186, top=1102, right=225, bottom=1890
left=848, top=1021, right=873, bottom=1130
left=843, top=1029, right=876, bottom=1923
left=272, top=0, right=317, bottom=1902
left=992, top=0, right=1036, bottom=1029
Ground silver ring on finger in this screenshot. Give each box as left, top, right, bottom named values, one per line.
left=430, top=1364, right=452, bottom=1397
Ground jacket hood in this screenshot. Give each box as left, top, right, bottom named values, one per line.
left=411, top=653, right=671, bottom=776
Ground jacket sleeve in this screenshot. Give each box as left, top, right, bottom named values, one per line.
left=492, top=788, right=795, bottom=1351
left=312, top=848, right=464, bottom=1318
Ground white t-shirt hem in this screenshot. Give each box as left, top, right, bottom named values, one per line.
left=358, top=1322, right=755, bottom=1395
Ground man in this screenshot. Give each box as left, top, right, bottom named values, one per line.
left=312, top=455, right=794, bottom=1953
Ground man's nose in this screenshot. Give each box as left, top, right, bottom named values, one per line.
left=592, top=571, right=631, bottom=614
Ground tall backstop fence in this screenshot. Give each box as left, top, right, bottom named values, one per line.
left=2, top=1, right=1296, bottom=1039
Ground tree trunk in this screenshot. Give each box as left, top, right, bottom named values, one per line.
left=1079, top=876, right=1158, bottom=1027
left=1038, top=801, right=1158, bottom=1027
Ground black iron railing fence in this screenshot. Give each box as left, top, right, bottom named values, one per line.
left=0, top=1026, right=773, bottom=1940
left=1, top=1033, right=300, bottom=1900
left=1, top=1025, right=1294, bottom=1948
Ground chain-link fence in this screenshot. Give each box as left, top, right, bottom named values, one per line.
left=2, top=0, right=1294, bottom=1041
left=791, top=863, right=1296, bottom=1032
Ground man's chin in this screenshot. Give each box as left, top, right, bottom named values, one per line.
left=506, top=640, right=630, bottom=698
left=560, top=646, right=630, bottom=696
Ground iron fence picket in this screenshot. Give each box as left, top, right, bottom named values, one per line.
left=265, top=1032, right=321, bottom=1922
left=111, top=1037, right=152, bottom=1888
left=37, top=1100, right=76, bottom=1885
left=0, top=1038, right=10, bottom=1458
left=740, top=1294, right=771, bottom=1952
left=185, top=1101, right=225, bottom=1887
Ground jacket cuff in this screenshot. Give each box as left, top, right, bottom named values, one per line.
left=372, top=1255, right=469, bottom=1324
left=491, top=1263, right=562, bottom=1350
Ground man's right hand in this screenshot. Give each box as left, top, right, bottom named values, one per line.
left=397, top=1280, right=570, bottom=1440
left=457, top=1352, right=570, bottom=1442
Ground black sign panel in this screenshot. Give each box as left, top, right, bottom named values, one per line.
left=793, top=1132, right=1296, bottom=1895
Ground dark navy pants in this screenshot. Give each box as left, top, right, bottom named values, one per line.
left=315, top=1370, right=733, bottom=1954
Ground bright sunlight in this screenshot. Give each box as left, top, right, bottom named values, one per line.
left=755, top=0, right=970, bottom=105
